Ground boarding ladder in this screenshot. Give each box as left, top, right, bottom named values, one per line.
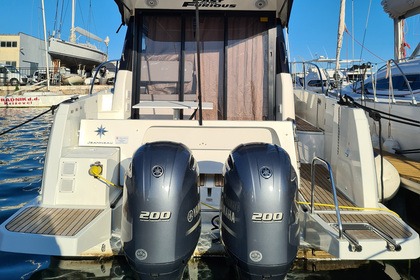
left=308, top=157, right=402, bottom=253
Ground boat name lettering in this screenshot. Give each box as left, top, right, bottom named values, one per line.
left=222, top=204, right=235, bottom=223
left=182, top=0, right=236, bottom=8
left=1, top=97, right=39, bottom=104
left=252, top=212, right=283, bottom=223
left=139, top=211, right=171, bottom=221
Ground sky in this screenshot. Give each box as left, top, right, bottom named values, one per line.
left=288, top=0, right=419, bottom=68
left=0, top=0, right=419, bottom=69
left=0, top=0, right=127, bottom=60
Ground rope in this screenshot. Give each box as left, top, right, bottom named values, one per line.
left=358, top=0, right=372, bottom=61
left=340, top=95, right=420, bottom=128
left=296, top=201, right=400, bottom=218
left=201, top=201, right=218, bottom=210
left=344, top=28, right=386, bottom=62
left=378, top=113, right=384, bottom=202
left=0, top=106, right=56, bottom=137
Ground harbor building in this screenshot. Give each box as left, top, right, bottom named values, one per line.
left=0, top=33, right=50, bottom=74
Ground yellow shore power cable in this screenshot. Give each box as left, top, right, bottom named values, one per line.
left=296, top=201, right=400, bottom=218
left=89, top=162, right=122, bottom=189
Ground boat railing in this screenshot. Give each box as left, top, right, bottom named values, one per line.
left=291, top=61, right=328, bottom=95
left=89, top=59, right=120, bottom=96
left=389, top=59, right=417, bottom=105
left=310, top=157, right=343, bottom=239
left=372, top=59, right=417, bottom=105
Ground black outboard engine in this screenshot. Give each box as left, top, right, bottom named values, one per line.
left=122, top=141, right=201, bottom=279
left=221, top=143, right=299, bottom=280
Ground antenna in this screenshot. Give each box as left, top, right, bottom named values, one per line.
left=323, top=47, right=329, bottom=58
left=307, top=46, right=314, bottom=59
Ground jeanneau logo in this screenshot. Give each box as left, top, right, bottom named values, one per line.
left=95, top=125, right=108, bottom=138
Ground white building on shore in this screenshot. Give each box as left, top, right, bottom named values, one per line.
left=0, top=33, right=50, bottom=76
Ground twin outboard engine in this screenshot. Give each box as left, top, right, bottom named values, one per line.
left=221, top=143, right=300, bottom=280
left=122, top=141, right=201, bottom=279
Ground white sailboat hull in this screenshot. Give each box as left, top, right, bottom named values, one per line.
left=49, top=38, right=106, bottom=68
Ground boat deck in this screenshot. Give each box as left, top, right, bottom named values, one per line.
left=296, top=116, right=323, bottom=132
left=299, top=163, right=413, bottom=240
left=5, top=207, right=103, bottom=236
left=375, top=149, right=420, bottom=194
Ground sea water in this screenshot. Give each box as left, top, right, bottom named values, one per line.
left=0, top=108, right=418, bottom=280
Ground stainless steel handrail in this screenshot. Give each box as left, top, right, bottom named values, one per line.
left=89, top=59, right=120, bottom=95
left=373, top=59, right=417, bottom=105
left=388, top=59, right=417, bottom=105
left=310, top=157, right=343, bottom=239
left=290, top=61, right=327, bottom=95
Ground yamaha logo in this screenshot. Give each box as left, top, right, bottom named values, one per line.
left=260, top=166, right=272, bottom=179
left=187, top=210, right=194, bottom=222
left=249, top=250, right=263, bottom=262
left=145, top=0, right=158, bottom=7
left=152, top=165, right=164, bottom=178
left=136, top=249, right=148, bottom=260
left=187, top=204, right=200, bottom=222
left=255, top=0, right=267, bottom=9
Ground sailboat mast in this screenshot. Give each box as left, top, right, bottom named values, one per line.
left=70, top=0, right=76, bottom=43
left=41, top=0, right=50, bottom=90
left=394, top=19, right=404, bottom=60
left=335, top=0, right=346, bottom=80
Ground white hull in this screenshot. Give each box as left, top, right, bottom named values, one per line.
left=0, top=2, right=418, bottom=278
left=297, top=57, right=420, bottom=162
left=49, top=38, right=107, bottom=68
left=341, top=58, right=420, bottom=161
left=362, top=99, right=420, bottom=161
left=294, top=88, right=401, bottom=201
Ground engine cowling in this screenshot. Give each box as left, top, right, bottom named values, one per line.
left=221, top=143, right=299, bottom=279
left=122, top=141, right=201, bottom=279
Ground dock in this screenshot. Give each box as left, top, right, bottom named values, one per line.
left=375, top=149, right=420, bottom=195
left=0, top=85, right=112, bottom=97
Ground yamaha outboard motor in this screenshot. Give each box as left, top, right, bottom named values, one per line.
left=221, top=143, right=299, bottom=280
left=122, top=141, right=201, bottom=279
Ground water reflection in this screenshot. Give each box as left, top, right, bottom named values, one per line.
left=25, top=256, right=420, bottom=280
left=28, top=257, right=238, bottom=280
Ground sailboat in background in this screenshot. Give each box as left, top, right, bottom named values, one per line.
left=48, top=0, right=108, bottom=73
left=0, top=0, right=82, bottom=108
left=340, top=1, right=420, bottom=162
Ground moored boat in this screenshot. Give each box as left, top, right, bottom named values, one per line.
left=48, top=0, right=108, bottom=71
left=0, top=1, right=418, bottom=279
left=341, top=57, right=420, bottom=163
